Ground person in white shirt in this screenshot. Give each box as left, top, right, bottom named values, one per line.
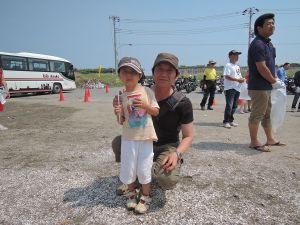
left=223, top=50, right=245, bottom=128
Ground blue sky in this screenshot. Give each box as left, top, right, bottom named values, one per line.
left=1, top=0, right=299, bottom=74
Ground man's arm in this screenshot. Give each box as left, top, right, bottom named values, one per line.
left=162, top=122, right=193, bottom=172
left=225, top=75, right=244, bottom=83
left=256, top=61, right=277, bottom=84
left=176, top=122, right=193, bottom=154
left=203, top=69, right=208, bottom=88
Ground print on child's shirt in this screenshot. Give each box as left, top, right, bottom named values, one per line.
left=127, top=93, right=147, bottom=128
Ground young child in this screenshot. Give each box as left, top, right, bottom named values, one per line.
left=237, top=70, right=251, bottom=113
left=114, top=57, right=159, bottom=214
left=237, top=82, right=250, bottom=113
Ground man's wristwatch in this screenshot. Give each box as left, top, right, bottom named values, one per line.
left=175, top=150, right=182, bottom=160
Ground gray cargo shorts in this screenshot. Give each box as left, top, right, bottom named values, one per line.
left=111, top=135, right=182, bottom=190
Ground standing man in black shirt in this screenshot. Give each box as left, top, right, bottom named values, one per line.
left=247, top=13, right=285, bottom=152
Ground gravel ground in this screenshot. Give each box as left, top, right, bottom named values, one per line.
left=0, top=88, right=299, bottom=225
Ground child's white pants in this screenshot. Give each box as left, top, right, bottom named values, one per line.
left=120, top=138, right=153, bottom=185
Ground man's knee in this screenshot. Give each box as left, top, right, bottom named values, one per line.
left=156, top=173, right=180, bottom=190
left=152, top=161, right=181, bottom=190
left=112, top=135, right=121, bottom=163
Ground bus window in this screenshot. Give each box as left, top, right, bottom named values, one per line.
left=65, top=63, right=75, bottom=80
left=1, top=56, right=27, bottom=71
left=28, top=58, right=49, bottom=72
left=50, top=61, right=66, bottom=73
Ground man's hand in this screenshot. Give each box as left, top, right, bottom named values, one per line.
left=161, top=152, right=178, bottom=172
left=203, top=84, right=207, bottom=90
left=272, top=78, right=285, bottom=89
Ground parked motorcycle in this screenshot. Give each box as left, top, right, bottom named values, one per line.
left=216, top=76, right=224, bottom=94
left=175, top=77, right=197, bottom=93
left=285, top=77, right=296, bottom=94
left=175, top=77, right=185, bottom=91
left=184, top=77, right=197, bottom=93
left=143, top=77, right=154, bottom=88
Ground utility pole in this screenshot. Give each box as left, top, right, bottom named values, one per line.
left=243, top=7, right=259, bottom=47
left=109, top=16, right=120, bottom=75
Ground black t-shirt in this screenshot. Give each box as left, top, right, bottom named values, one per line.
left=248, top=35, right=276, bottom=90
left=294, top=71, right=300, bottom=87
left=153, top=93, right=193, bottom=146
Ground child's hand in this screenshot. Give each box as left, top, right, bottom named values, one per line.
left=114, top=105, right=123, bottom=115
left=133, top=98, right=148, bottom=110
left=119, top=115, right=125, bottom=125
left=113, top=91, right=123, bottom=107
left=133, top=98, right=159, bottom=116
left=114, top=105, right=125, bottom=124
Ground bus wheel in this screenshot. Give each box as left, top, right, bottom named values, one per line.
left=52, top=83, right=62, bottom=94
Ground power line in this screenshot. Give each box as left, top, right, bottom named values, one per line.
left=117, top=9, right=300, bottom=39
left=117, top=23, right=248, bottom=36
left=128, top=42, right=300, bottom=47
left=121, top=9, right=300, bottom=26
left=110, top=10, right=299, bottom=68
left=122, top=11, right=242, bottom=24
left=260, top=8, right=300, bottom=14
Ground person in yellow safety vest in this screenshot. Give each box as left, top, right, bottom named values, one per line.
left=200, top=59, right=217, bottom=110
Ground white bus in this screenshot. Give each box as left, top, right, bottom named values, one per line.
left=0, top=52, right=76, bottom=94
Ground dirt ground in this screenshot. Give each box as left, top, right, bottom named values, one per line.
left=0, top=88, right=299, bottom=225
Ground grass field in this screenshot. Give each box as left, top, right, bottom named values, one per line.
left=75, top=72, right=123, bottom=88
left=75, top=67, right=300, bottom=88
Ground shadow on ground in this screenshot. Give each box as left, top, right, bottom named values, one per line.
left=63, top=176, right=166, bottom=212
left=193, top=122, right=223, bottom=127
left=191, top=141, right=261, bottom=156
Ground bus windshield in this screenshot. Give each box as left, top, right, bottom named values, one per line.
left=65, top=63, right=75, bottom=81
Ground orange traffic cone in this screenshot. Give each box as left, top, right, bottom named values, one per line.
left=84, top=88, right=89, bottom=102
left=59, top=89, right=64, bottom=101
left=0, top=103, right=3, bottom=112
left=87, top=88, right=91, bottom=97
left=105, top=84, right=109, bottom=93
left=213, top=99, right=216, bottom=106
left=237, top=99, right=244, bottom=106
